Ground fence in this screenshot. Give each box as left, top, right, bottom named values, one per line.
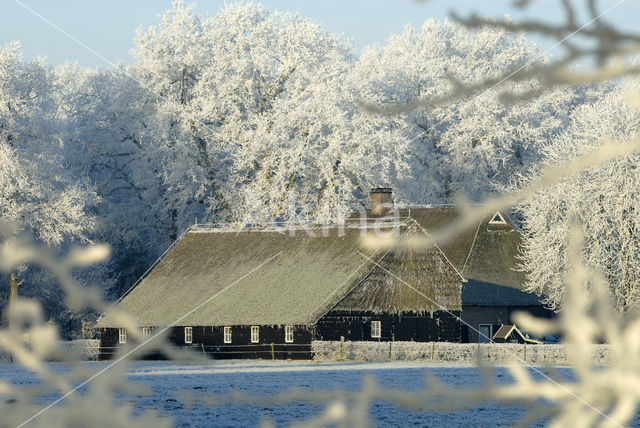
left=0, top=339, right=100, bottom=362
left=2, top=340, right=612, bottom=365
left=312, top=341, right=612, bottom=365
left=97, top=342, right=313, bottom=360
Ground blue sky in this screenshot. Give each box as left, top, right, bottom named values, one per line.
left=1, top=0, right=638, bottom=69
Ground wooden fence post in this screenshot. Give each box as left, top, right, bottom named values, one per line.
left=523, top=343, right=527, bottom=362
left=431, top=342, right=435, bottom=360
left=270, top=343, right=275, bottom=360
left=388, top=342, right=392, bottom=360
left=339, top=336, right=344, bottom=360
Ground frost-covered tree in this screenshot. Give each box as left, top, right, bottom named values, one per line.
left=350, top=19, right=580, bottom=204
left=0, top=43, right=98, bottom=315
left=0, top=2, right=619, bottom=328
left=0, top=43, right=96, bottom=245
left=518, top=82, right=640, bottom=312
left=128, top=4, right=588, bottom=228
left=131, top=2, right=406, bottom=225
left=50, top=63, right=168, bottom=296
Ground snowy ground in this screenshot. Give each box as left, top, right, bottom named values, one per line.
left=1, top=360, right=635, bottom=427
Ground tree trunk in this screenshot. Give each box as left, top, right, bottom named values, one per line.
left=9, top=270, right=18, bottom=306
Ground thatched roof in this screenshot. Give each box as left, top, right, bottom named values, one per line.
left=399, top=208, right=524, bottom=285
left=333, top=225, right=462, bottom=314
left=350, top=207, right=541, bottom=307
left=97, top=221, right=462, bottom=328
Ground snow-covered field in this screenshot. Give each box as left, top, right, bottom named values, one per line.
left=2, top=359, right=613, bottom=427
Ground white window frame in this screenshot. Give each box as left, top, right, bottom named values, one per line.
left=142, top=327, right=152, bottom=341
left=224, top=326, right=232, bottom=344
left=184, top=326, right=193, bottom=344
left=371, top=320, right=381, bottom=338
left=285, top=325, right=294, bottom=343
left=251, top=326, right=260, bottom=343
left=118, top=328, right=127, bottom=344
left=488, top=211, right=507, bottom=225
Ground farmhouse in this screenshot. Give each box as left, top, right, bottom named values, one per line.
left=351, top=203, right=552, bottom=343
left=97, top=188, right=550, bottom=358
left=96, top=189, right=464, bottom=359
left=401, top=207, right=553, bottom=342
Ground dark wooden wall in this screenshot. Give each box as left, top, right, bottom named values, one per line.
left=99, top=311, right=463, bottom=360
left=99, top=325, right=313, bottom=360
left=98, top=328, right=119, bottom=360
left=460, top=305, right=554, bottom=343
left=315, top=310, right=461, bottom=342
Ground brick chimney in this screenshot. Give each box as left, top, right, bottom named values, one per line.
left=370, top=187, right=393, bottom=217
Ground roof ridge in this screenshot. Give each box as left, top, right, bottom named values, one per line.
left=461, top=219, right=483, bottom=274
left=190, top=219, right=414, bottom=234
left=395, top=203, right=487, bottom=208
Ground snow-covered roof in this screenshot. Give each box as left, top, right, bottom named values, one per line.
left=493, top=324, right=541, bottom=344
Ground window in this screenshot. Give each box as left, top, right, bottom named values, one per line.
left=184, top=326, right=193, bottom=344
left=224, top=326, right=232, bottom=344
left=371, top=320, right=381, bottom=338
left=479, top=324, right=493, bottom=343
left=285, top=325, right=294, bottom=343
left=251, top=326, right=259, bottom=343
left=488, top=211, right=507, bottom=225
left=142, top=327, right=152, bottom=341
left=118, top=328, right=127, bottom=344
